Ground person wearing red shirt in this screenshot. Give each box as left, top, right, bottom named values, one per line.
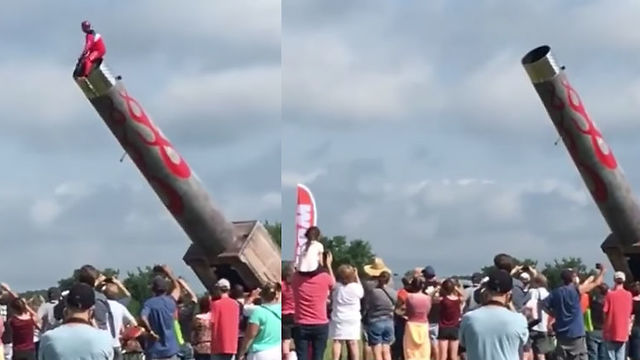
left=210, top=278, right=240, bottom=360
left=292, top=252, right=335, bottom=360
left=79, top=20, right=106, bottom=77
left=604, top=272, right=633, bottom=360
left=282, top=262, right=296, bottom=360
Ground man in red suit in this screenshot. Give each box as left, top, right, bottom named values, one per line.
left=79, top=20, right=106, bottom=77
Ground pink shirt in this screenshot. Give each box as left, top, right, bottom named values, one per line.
left=406, top=293, right=431, bottom=323
left=282, top=281, right=295, bottom=315
left=604, top=288, right=633, bottom=342
left=292, top=272, right=334, bottom=325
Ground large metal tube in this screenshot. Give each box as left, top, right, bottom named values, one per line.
left=522, top=45, right=640, bottom=247
left=74, top=62, right=235, bottom=255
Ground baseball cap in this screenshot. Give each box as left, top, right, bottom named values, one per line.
left=614, top=271, right=626, bottom=282
left=485, top=269, right=513, bottom=294
left=216, top=278, right=231, bottom=289
left=66, top=283, right=95, bottom=310
left=422, top=266, right=436, bottom=279
left=151, top=276, right=169, bottom=293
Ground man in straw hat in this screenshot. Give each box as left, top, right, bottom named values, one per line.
left=362, top=257, right=396, bottom=360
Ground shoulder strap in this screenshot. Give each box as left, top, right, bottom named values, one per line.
left=98, top=297, right=116, bottom=338
left=259, top=305, right=281, bottom=320
left=380, top=287, right=396, bottom=306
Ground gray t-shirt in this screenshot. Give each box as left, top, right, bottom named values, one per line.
left=460, top=305, right=528, bottom=360
left=510, top=278, right=530, bottom=312
left=93, top=291, right=111, bottom=333
left=363, top=281, right=396, bottom=322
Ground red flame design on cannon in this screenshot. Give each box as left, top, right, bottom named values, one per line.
left=550, top=80, right=618, bottom=203
left=103, top=91, right=192, bottom=216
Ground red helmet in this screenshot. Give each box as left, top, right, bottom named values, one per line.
left=81, top=21, right=91, bottom=32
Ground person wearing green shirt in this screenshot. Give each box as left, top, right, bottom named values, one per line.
left=238, top=283, right=281, bottom=360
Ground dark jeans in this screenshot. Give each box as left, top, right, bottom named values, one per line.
left=556, top=336, right=588, bottom=360
left=293, top=323, right=330, bottom=360
left=586, top=330, right=607, bottom=360
left=194, top=354, right=211, bottom=360
left=392, top=315, right=406, bottom=360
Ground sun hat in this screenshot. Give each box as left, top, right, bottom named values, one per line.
left=363, top=257, right=391, bottom=277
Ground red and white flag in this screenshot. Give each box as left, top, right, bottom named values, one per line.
left=294, top=184, right=317, bottom=264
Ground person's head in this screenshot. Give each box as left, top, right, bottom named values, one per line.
left=64, top=283, right=96, bottom=321
left=560, top=269, right=576, bottom=286
left=441, top=278, right=455, bottom=295
left=47, top=287, right=61, bottom=302
left=422, top=266, right=436, bottom=281
left=282, top=261, right=295, bottom=283
left=9, top=298, right=27, bottom=315
left=493, top=254, right=515, bottom=272
left=102, top=283, right=120, bottom=300
left=230, top=284, right=244, bottom=300
left=337, top=265, right=358, bottom=285
left=519, top=272, right=531, bottom=285
left=198, top=295, right=211, bottom=314
left=408, top=276, right=426, bottom=293
left=304, top=226, right=321, bottom=251
left=81, top=20, right=92, bottom=34
left=151, top=276, right=169, bottom=296
left=630, top=282, right=640, bottom=296
left=402, top=271, right=414, bottom=289
left=471, top=273, right=483, bottom=286
left=260, top=282, right=279, bottom=303
left=531, top=274, right=548, bottom=289
left=305, top=226, right=321, bottom=241
left=364, top=257, right=392, bottom=284
left=485, top=269, right=513, bottom=304
left=596, top=283, right=609, bottom=296
left=614, top=271, right=626, bottom=285
left=76, top=264, right=100, bottom=287
left=376, top=271, right=391, bottom=288
left=216, top=278, right=231, bottom=294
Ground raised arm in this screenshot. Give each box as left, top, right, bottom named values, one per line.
left=325, top=251, right=334, bottom=279
left=161, top=265, right=182, bottom=301
left=177, top=278, right=197, bottom=303
left=0, top=283, right=18, bottom=299
left=579, top=266, right=605, bottom=294
left=113, top=278, right=132, bottom=298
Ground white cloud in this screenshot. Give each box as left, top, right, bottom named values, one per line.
left=155, top=65, right=280, bottom=123
left=54, top=181, right=92, bottom=198
left=284, top=33, right=440, bottom=122
left=0, top=62, right=85, bottom=126
left=281, top=168, right=327, bottom=187
left=30, top=199, right=62, bottom=226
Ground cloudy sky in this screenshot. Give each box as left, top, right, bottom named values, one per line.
left=282, top=1, right=640, bottom=277
left=0, top=1, right=280, bottom=292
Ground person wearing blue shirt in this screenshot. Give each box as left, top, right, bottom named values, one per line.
left=543, top=266, right=605, bottom=360
left=460, top=269, right=529, bottom=360
left=140, top=266, right=183, bottom=360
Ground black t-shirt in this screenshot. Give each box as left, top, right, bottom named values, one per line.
left=590, top=293, right=605, bottom=330
left=634, top=300, right=640, bottom=327
left=178, top=301, right=197, bottom=341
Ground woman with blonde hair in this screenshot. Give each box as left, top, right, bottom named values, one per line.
left=400, top=276, right=431, bottom=360
left=330, top=264, right=364, bottom=360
